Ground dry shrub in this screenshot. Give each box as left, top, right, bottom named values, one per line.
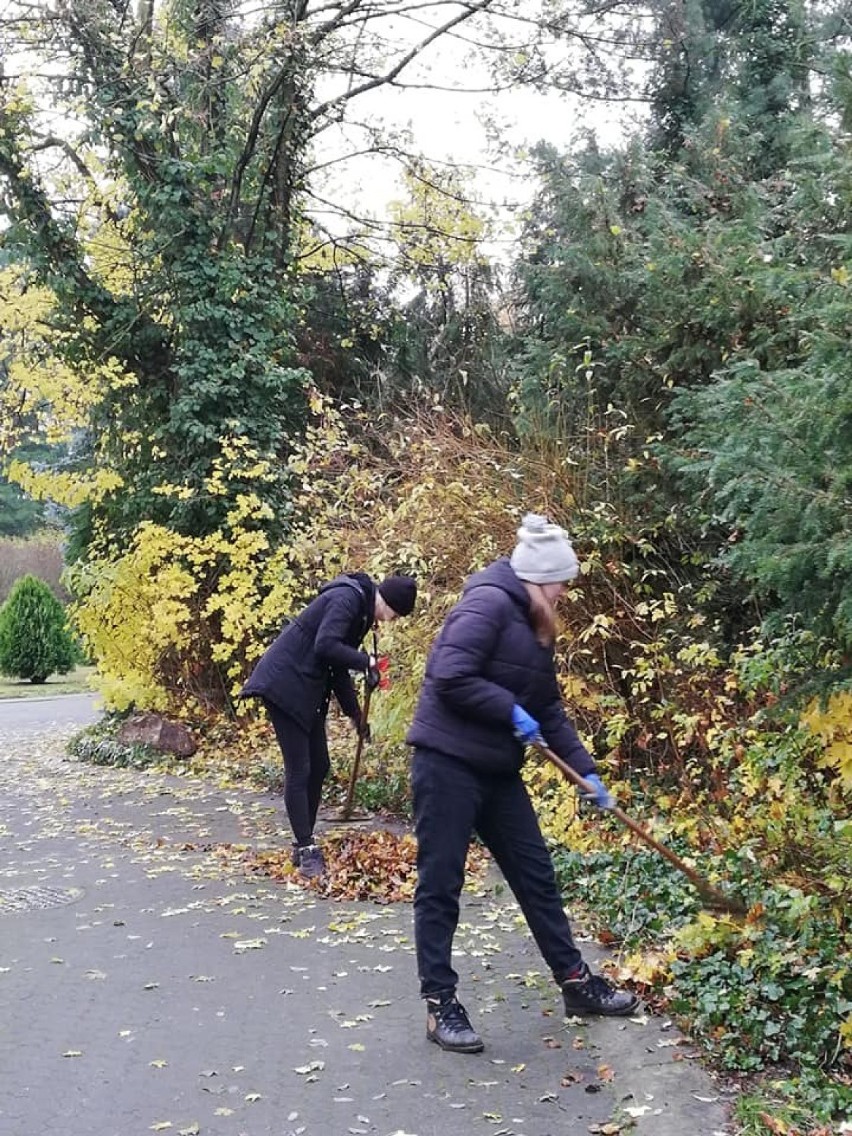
left=0, top=535, right=68, bottom=604
left=279, top=397, right=769, bottom=797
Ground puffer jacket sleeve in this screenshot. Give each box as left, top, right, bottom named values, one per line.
left=431, top=587, right=516, bottom=726
left=536, top=670, right=596, bottom=776
left=330, top=667, right=361, bottom=721
left=314, top=590, right=371, bottom=673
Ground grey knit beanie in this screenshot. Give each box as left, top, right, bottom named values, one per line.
left=510, top=513, right=579, bottom=584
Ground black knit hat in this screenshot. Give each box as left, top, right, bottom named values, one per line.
left=378, top=574, right=417, bottom=616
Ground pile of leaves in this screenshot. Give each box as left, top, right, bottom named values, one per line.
left=216, top=828, right=489, bottom=904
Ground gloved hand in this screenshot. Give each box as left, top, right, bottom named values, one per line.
left=365, top=655, right=381, bottom=690
left=580, top=773, right=615, bottom=810
left=365, top=654, right=390, bottom=691
left=511, top=704, right=542, bottom=744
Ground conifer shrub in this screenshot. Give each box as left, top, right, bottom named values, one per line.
left=0, top=574, right=76, bottom=683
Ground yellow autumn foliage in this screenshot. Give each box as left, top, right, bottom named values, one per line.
left=801, top=691, right=852, bottom=787
left=68, top=439, right=303, bottom=713
left=0, top=267, right=137, bottom=453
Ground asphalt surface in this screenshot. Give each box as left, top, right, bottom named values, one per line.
left=0, top=691, right=101, bottom=733
left=0, top=698, right=733, bottom=1136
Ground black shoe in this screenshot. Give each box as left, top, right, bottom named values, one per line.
left=290, top=842, right=301, bottom=867
left=426, top=994, right=484, bottom=1053
left=561, top=963, right=640, bottom=1017
left=298, top=844, right=326, bottom=879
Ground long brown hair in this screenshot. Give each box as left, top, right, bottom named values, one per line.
left=523, top=582, right=558, bottom=647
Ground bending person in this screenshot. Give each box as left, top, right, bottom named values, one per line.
left=407, top=513, right=638, bottom=1052
left=242, top=571, right=416, bottom=877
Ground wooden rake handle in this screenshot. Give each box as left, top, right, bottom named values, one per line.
left=533, top=740, right=745, bottom=916
left=340, top=683, right=373, bottom=821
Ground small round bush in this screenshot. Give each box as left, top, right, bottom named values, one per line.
left=0, top=574, right=76, bottom=683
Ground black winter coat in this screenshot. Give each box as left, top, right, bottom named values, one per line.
left=240, top=573, right=375, bottom=731
left=406, top=558, right=595, bottom=777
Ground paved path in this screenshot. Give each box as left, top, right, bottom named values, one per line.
left=0, top=691, right=101, bottom=732
left=0, top=704, right=733, bottom=1136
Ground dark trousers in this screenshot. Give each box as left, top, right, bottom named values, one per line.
left=412, top=747, right=583, bottom=998
left=264, top=700, right=330, bottom=846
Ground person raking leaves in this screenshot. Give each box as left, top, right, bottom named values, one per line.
left=241, top=571, right=417, bottom=878
left=406, top=513, right=639, bottom=1053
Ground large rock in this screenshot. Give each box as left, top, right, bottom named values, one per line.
left=116, top=712, right=197, bottom=758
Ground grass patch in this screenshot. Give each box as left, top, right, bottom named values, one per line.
left=0, top=664, right=97, bottom=699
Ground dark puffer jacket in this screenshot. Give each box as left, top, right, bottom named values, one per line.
left=240, top=573, right=375, bottom=731
left=406, top=558, right=595, bottom=777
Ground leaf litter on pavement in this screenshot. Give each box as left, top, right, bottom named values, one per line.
left=0, top=718, right=730, bottom=1136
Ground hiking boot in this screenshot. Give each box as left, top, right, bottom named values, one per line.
left=561, top=963, right=639, bottom=1017
left=290, top=842, right=301, bottom=868
left=426, top=994, right=484, bottom=1053
left=298, top=844, right=326, bottom=879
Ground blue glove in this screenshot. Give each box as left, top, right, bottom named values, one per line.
left=581, top=773, right=614, bottom=810
left=511, top=704, right=542, bottom=744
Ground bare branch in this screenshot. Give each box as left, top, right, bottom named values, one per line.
left=308, top=0, right=496, bottom=123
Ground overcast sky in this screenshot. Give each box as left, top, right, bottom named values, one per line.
left=309, top=18, right=644, bottom=261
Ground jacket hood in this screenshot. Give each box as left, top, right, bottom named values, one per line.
left=320, top=571, right=375, bottom=597
left=462, top=557, right=530, bottom=612
left=319, top=572, right=376, bottom=619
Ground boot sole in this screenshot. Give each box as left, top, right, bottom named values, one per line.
left=563, top=999, right=641, bottom=1018
left=427, top=1031, right=485, bottom=1054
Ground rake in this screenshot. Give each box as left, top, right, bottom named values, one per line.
left=339, top=684, right=373, bottom=822
left=534, top=740, right=747, bottom=917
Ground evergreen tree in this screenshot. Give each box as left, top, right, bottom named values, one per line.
left=509, top=1, right=850, bottom=669
left=0, top=574, right=76, bottom=683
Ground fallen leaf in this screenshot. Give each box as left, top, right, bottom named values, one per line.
left=233, top=938, right=266, bottom=952
left=294, top=1061, right=325, bottom=1075
left=149, top=1059, right=168, bottom=1069
left=758, top=1118, right=789, bottom=1136
left=62, top=1050, right=83, bottom=1058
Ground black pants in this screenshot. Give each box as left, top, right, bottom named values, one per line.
left=412, top=747, right=583, bottom=998
left=264, top=700, right=330, bottom=846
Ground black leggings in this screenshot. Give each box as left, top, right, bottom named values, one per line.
left=264, top=701, right=330, bottom=846
left=412, top=747, right=583, bottom=997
